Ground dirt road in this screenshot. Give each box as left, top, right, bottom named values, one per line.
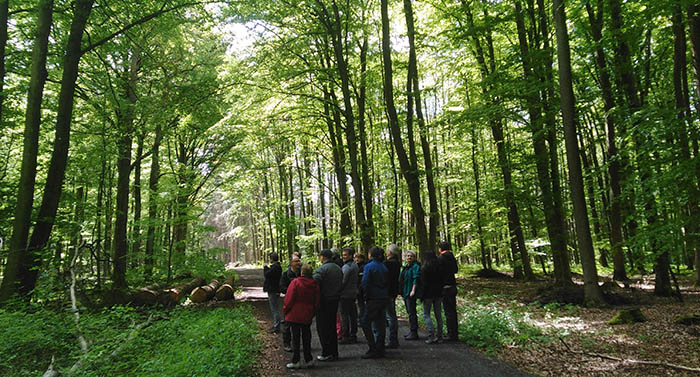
left=235, top=267, right=529, bottom=377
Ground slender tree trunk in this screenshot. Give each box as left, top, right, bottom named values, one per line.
left=21, top=0, right=94, bottom=295
left=0, top=0, right=53, bottom=302
left=471, top=126, right=487, bottom=270
left=357, top=35, right=375, bottom=251
left=144, top=122, right=163, bottom=280
left=515, top=0, right=570, bottom=284
left=381, top=0, right=429, bottom=257
left=553, top=0, right=605, bottom=305
left=404, top=0, right=439, bottom=251
left=112, top=49, right=139, bottom=290
left=586, top=0, right=627, bottom=281
left=131, top=134, right=143, bottom=261
left=0, top=0, right=9, bottom=126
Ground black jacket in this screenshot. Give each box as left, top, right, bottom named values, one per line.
left=437, top=251, right=458, bottom=286
left=384, top=255, right=401, bottom=298
left=279, top=266, right=300, bottom=294
left=421, top=260, right=444, bottom=299
left=263, top=261, right=282, bottom=293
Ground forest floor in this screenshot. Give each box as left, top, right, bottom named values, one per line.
left=241, top=266, right=700, bottom=377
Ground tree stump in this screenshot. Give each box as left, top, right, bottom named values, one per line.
left=608, top=308, right=646, bottom=325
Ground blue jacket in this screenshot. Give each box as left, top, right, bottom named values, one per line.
left=362, top=259, right=388, bottom=300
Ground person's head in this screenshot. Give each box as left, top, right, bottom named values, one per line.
left=423, top=251, right=436, bottom=266
left=290, top=255, right=301, bottom=271
left=293, top=251, right=301, bottom=259
left=342, top=247, right=355, bottom=263
left=301, top=263, right=313, bottom=277
left=369, top=246, right=384, bottom=261
left=386, top=244, right=400, bottom=259
left=439, top=240, right=451, bottom=252
left=404, top=250, right=416, bottom=264
left=269, top=252, right=279, bottom=262
left=354, top=253, right=365, bottom=265
left=320, top=248, right=333, bottom=263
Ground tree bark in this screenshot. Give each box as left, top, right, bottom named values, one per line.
left=145, top=122, right=163, bottom=280
left=553, top=0, right=604, bottom=305
left=380, top=0, right=429, bottom=257
left=190, top=279, right=221, bottom=303
left=0, top=0, right=53, bottom=302
left=21, top=0, right=94, bottom=296
left=0, top=0, right=9, bottom=125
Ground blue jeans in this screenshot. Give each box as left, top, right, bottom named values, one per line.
left=385, top=297, right=398, bottom=345
left=360, top=299, right=386, bottom=353
left=403, top=296, right=418, bottom=333
left=267, top=292, right=282, bottom=329
left=422, top=297, right=443, bottom=339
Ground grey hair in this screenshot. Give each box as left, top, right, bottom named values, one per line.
left=404, top=250, right=416, bottom=258
left=387, top=244, right=400, bottom=256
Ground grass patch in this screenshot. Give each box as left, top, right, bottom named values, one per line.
left=0, top=304, right=261, bottom=377
left=459, top=303, right=545, bottom=353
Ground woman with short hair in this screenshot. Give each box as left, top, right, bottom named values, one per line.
left=399, top=250, right=421, bottom=340
left=283, top=264, right=320, bottom=369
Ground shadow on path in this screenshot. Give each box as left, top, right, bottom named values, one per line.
left=235, top=267, right=530, bottom=377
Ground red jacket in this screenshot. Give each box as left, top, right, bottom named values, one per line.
left=283, top=276, right=320, bottom=325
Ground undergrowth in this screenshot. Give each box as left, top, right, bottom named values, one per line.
left=0, top=303, right=261, bottom=377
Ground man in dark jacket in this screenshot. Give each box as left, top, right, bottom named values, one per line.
left=280, top=255, right=301, bottom=351
left=313, top=249, right=343, bottom=361
left=438, top=240, right=459, bottom=341
left=263, top=252, right=283, bottom=333
left=339, top=247, right=359, bottom=344
left=360, top=246, right=388, bottom=359
left=384, top=244, right=401, bottom=348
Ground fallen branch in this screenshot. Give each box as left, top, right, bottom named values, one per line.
left=558, top=337, right=700, bottom=373
left=105, top=314, right=155, bottom=362
left=42, top=356, right=59, bottom=377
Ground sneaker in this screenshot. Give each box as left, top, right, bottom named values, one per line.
left=267, top=327, right=280, bottom=334
left=316, top=354, right=337, bottom=362
left=425, top=337, right=438, bottom=344
left=283, top=344, right=293, bottom=352
left=286, top=361, right=303, bottom=369
left=405, top=333, right=419, bottom=341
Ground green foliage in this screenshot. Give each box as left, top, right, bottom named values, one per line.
left=458, top=304, right=544, bottom=353
left=0, top=304, right=260, bottom=377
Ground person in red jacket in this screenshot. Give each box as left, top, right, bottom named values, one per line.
left=283, top=263, right=320, bottom=369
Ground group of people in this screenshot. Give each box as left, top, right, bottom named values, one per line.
left=262, top=241, right=459, bottom=369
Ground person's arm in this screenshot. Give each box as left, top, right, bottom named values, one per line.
left=283, top=281, right=295, bottom=314
left=361, top=264, right=370, bottom=294
left=340, top=264, right=350, bottom=291
left=410, top=264, right=418, bottom=297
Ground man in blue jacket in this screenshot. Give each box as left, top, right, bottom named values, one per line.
left=360, top=246, right=388, bottom=359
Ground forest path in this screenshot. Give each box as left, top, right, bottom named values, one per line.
left=235, top=267, right=530, bottom=377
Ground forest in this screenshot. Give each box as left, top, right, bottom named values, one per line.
left=1, top=0, right=699, bottom=375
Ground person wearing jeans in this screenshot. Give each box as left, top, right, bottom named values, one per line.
left=384, top=245, right=401, bottom=348
left=400, top=250, right=421, bottom=340
left=313, top=249, right=343, bottom=361
left=263, top=252, right=283, bottom=333
left=339, top=247, right=359, bottom=344
left=360, top=246, right=388, bottom=359
left=421, top=251, right=444, bottom=344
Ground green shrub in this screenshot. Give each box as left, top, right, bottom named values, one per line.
left=459, top=304, right=543, bottom=353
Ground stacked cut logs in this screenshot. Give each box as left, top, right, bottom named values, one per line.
left=164, top=276, right=206, bottom=305
left=215, top=275, right=236, bottom=301
left=190, top=279, right=221, bottom=303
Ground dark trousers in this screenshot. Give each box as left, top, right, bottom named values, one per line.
left=283, top=320, right=291, bottom=345
left=403, top=296, right=418, bottom=334
left=442, top=285, right=458, bottom=340
left=317, top=298, right=339, bottom=357
left=290, top=322, right=312, bottom=363
left=385, top=296, right=398, bottom=345
left=360, top=299, right=386, bottom=354
left=339, top=297, right=358, bottom=339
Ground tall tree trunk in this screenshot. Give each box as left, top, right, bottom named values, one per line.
left=380, top=0, right=429, bottom=257
left=404, top=0, right=439, bottom=251
left=131, top=134, right=144, bottom=263
left=471, top=126, right=488, bottom=270
left=462, top=0, right=530, bottom=278
left=145, top=122, right=163, bottom=280
left=0, top=0, right=53, bottom=302
left=112, top=49, right=139, bottom=290
left=553, top=0, right=605, bottom=305
left=586, top=0, right=627, bottom=281
left=515, top=0, right=570, bottom=285
left=0, top=0, right=9, bottom=125
left=21, top=0, right=94, bottom=296
left=357, top=35, right=375, bottom=251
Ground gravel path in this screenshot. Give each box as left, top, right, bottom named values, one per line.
left=236, top=267, right=530, bottom=377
